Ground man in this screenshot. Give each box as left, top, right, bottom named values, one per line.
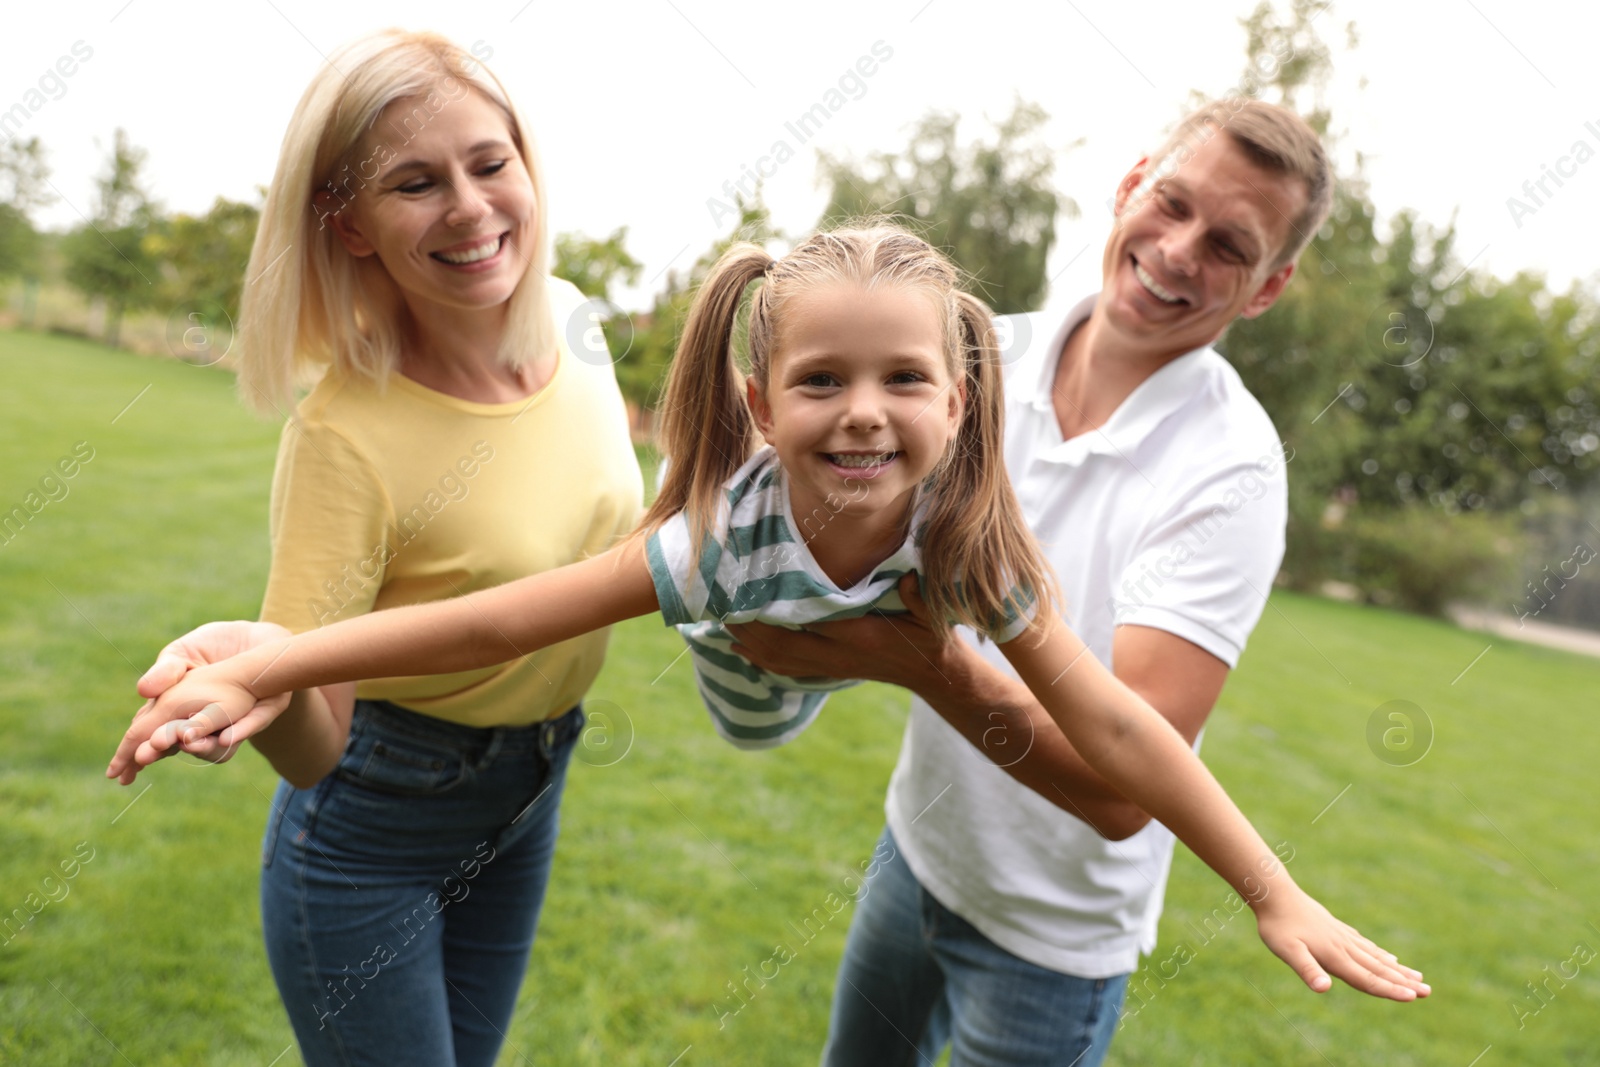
left=726, top=97, right=1333, bottom=1066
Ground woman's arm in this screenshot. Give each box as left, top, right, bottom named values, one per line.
left=109, top=538, right=659, bottom=777
left=1000, top=620, right=1430, bottom=1002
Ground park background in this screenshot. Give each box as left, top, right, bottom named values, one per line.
left=2, top=0, right=1598, bottom=1064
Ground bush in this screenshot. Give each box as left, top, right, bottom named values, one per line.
left=1339, top=506, right=1521, bottom=615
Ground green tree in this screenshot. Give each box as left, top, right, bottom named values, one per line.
left=61, top=128, right=160, bottom=347
left=151, top=195, right=260, bottom=324
left=815, top=98, right=1072, bottom=315
left=552, top=226, right=642, bottom=303
left=621, top=196, right=781, bottom=407
left=0, top=137, right=53, bottom=323
left=1213, top=2, right=1598, bottom=612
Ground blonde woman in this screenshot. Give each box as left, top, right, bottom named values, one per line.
left=124, top=30, right=641, bottom=1066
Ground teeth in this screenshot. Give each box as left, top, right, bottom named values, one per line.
left=1134, top=261, right=1183, bottom=304
left=435, top=235, right=503, bottom=264
left=828, top=452, right=895, bottom=468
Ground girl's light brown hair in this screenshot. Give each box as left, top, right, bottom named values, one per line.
left=642, top=225, right=1056, bottom=641
left=236, top=29, right=554, bottom=416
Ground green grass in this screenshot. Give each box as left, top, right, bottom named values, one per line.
left=2, top=327, right=1597, bottom=1065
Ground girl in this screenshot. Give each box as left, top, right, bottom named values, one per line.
left=111, top=225, right=1428, bottom=1003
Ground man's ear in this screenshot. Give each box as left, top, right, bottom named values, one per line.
left=1240, top=261, right=1296, bottom=320
left=747, top=377, right=776, bottom=444
left=1112, top=157, right=1152, bottom=218
left=313, top=191, right=376, bottom=257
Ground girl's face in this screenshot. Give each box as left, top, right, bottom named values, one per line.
left=326, top=89, right=537, bottom=317
left=748, top=283, right=964, bottom=529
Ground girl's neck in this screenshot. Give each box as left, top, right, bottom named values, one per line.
left=397, top=299, right=554, bottom=404
left=791, top=485, right=913, bottom=589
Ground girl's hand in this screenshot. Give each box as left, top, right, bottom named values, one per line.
left=1254, top=887, right=1430, bottom=1001
left=108, top=621, right=293, bottom=784
left=136, top=620, right=293, bottom=701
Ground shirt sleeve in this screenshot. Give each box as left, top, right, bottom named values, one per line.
left=985, top=585, right=1039, bottom=644
left=645, top=512, right=697, bottom=627
left=1111, top=445, right=1288, bottom=668
left=259, top=418, right=393, bottom=634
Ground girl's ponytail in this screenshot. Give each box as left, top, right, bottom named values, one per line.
left=640, top=243, right=774, bottom=553
left=918, top=291, right=1057, bottom=641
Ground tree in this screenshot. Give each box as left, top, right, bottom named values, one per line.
left=61, top=128, right=160, bottom=347
left=552, top=226, right=642, bottom=304
left=0, top=137, right=53, bottom=322
left=815, top=98, right=1072, bottom=315
left=155, top=196, right=260, bottom=317
left=620, top=196, right=781, bottom=407
left=1213, top=2, right=1599, bottom=613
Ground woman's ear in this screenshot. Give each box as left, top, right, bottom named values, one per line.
left=313, top=190, right=376, bottom=257
left=747, top=377, right=776, bottom=444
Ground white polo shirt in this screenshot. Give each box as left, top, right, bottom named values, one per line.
left=884, top=294, right=1289, bottom=977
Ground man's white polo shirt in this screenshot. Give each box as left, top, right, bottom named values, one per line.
left=884, top=294, right=1289, bottom=977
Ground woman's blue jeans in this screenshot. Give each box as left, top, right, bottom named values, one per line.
left=260, top=699, right=584, bottom=1067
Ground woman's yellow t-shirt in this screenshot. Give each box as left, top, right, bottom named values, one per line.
left=259, top=279, right=644, bottom=727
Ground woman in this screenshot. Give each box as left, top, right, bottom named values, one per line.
left=124, top=30, right=642, bottom=1066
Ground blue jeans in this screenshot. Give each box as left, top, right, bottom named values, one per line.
left=260, top=699, right=584, bottom=1067
left=822, top=828, right=1129, bottom=1067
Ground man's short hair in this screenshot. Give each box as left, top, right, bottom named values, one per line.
left=1151, top=98, right=1333, bottom=270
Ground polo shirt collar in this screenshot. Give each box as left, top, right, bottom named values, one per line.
left=1026, top=292, right=1215, bottom=461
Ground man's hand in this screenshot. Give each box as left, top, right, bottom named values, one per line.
left=107, top=621, right=294, bottom=783
left=726, top=574, right=961, bottom=691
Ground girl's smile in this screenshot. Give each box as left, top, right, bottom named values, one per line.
left=748, top=283, right=963, bottom=547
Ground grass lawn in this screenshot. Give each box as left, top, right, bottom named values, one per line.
left=1, top=327, right=1597, bottom=1065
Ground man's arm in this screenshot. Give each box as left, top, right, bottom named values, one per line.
left=725, top=576, right=1227, bottom=839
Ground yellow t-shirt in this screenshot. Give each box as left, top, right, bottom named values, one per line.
left=259, top=279, right=644, bottom=727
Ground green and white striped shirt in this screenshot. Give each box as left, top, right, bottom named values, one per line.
left=646, top=447, right=1031, bottom=749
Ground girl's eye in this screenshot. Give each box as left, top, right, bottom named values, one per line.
left=479, top=160, right=507, bottom=176
left=888, top=371, right=925, bottom=385
left=801, top=373, right=838, bottom=388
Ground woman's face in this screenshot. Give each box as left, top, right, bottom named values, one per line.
left=328, top=88, right=537, bottom=316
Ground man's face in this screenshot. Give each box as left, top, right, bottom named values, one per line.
left=1099, top=128, right=1307, bottom=359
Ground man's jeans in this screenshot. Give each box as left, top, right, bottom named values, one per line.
left=823, top=827, right=1129, bottom=1067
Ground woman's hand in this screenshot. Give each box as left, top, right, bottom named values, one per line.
left=107, top=621, right=294, bottom=784
left=1254, top=884, right=1430, bottom=1001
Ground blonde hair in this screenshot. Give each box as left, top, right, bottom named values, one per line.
left=236, top=29, right=554, bottom=415
left=641, top=225, right=1056, bottom=641
left=1151, top=98, right=1332, bottom=269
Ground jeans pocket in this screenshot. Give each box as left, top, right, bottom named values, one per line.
left=334, top=712, right=469, bottom=798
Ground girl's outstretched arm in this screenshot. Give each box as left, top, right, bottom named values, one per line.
left=107, top=538, right=659, bottom=779
left=999, top=619, right=1431, bottom=1003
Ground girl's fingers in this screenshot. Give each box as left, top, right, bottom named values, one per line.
left=1346, top=942, right=1428, bottom=993
left=1275, top=940, right=1333, bottom=993
left=1321, top=941, right=1428, bottom=1001
left=214, top=704, right=278, bottom=748
left=178, top=703, right=237, bottom=746
left=180, top=732, right=237, bottom=764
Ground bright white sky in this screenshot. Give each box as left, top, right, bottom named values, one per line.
left=4, top=0, right=1595, bottom=312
